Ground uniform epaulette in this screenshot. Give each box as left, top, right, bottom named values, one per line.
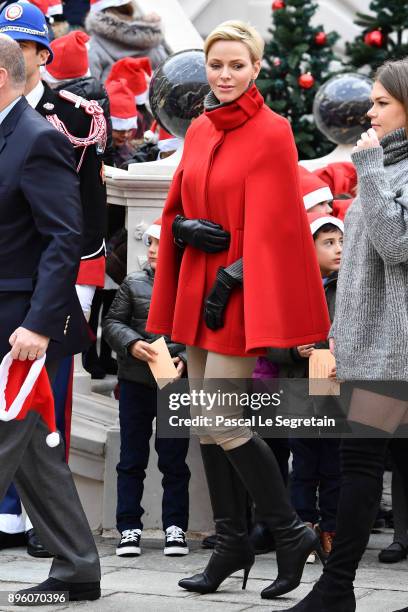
left=45, top=90, right=107, bottom=170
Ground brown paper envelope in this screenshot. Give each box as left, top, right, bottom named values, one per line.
left=309, top=349, right=340, bottom=396
left=147, top=336, right=179, bottom=389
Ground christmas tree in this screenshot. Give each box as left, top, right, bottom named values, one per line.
left=345, top=1, right=408, bottom=75
left=257, top=0, right=339, bottom=159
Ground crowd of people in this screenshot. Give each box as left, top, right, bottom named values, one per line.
left=0, top=2, right=408, bottom=611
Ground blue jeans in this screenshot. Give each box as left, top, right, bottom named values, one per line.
left=290, top=437, right=341, bottom=531
left=116, top=380, right=190, bottom=532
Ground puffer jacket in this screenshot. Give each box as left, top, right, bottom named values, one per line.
left=55, top=76, right=115, bottom=166
left=103, top=266, right=186, bottom=387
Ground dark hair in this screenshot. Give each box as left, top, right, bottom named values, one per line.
left=0, top=35, right=26, bottom=88
left=313, top=223, right=343, bottom=241
left=375, top=59, right=408, bottom=131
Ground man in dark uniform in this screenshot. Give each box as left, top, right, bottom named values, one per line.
left=0, top=33, right=100, bottom=601
left=0, top=1, right=107, bottom=556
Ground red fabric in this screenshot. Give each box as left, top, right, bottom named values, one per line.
left=147, top=85, right=330, bottom=355
left=313, top=162, right=357, bottom=198
left=332, top=198, right=353, bottom=221
left=4, top=360, right=56, bottom=433
left=48, top=31, right=90, bottom=80
left=106, top=58, right=149, bottom=96
left=76, top=256, right=105, bottom=287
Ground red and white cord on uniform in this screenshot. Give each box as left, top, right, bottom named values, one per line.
left=46, top=93, right=107, bottom=172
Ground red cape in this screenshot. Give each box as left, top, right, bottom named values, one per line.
left=147, top=86, right=330, bottom=355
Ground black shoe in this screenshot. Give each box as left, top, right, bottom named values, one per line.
left=15, top=577, right=100, bottom=605
left=378, top=541, right=408, bottom=563
left=249, top=522, right=276, bottom=555
left=178, top=444, right=254, bottom=594
left=0, top=530, right=27, bottom=550
left=116, top=529, right=141, bottom=557
left=26, top=529, right=53, bottom=558
left=226, top=435, right=325, bottom=599
left=164, top=526, right=189, bottom=556
left=201, top=534, right=217, bottom=549
left=274, top=583, right=356, bottom=611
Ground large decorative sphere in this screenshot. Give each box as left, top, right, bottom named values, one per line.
left=149, top=49, right=210, bottom=138
left=313, top=73, right=373, bottom=145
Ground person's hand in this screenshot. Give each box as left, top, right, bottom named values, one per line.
left=172, top=215, right=230, bottom=253
left=9, top=327, right=49, bottom=361
left=328, top=365, right=337, bottom=381
left=129, top=340, right=158, bottom=362
left=172, top=356, right=185, bottom=378
left=353, top=128, right=380, bottom=153
left=204, top=267, right=239, bottom=330
left=143, top=11, right=161, bottom=22
left=296, top=344, right=315, bottom=359
left=329, top=337, right=335, bottom=355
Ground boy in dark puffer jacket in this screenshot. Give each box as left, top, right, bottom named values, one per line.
left=103, top=219, right=190, bottom=559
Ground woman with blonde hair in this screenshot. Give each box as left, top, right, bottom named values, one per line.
left=147, top=20, right=330, bottom=598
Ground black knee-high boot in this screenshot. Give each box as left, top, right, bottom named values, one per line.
left=225, top=434, right=325, bottom=599
left=178, top=444, right=254, bottom=594
left=275, top=422, right=390, bottom=612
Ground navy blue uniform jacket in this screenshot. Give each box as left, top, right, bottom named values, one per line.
left=0, top=97, right=89, bottom=359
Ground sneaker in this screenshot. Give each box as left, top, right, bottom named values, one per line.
left=164, top=525, right=189, bottom=556
left=116, top=529, right=141, bottom=557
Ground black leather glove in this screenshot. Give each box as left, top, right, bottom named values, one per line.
left=172, top=215, right=230, bottom=253
left=204, top=267, right=241, bottom=330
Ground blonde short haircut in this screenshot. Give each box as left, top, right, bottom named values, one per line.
left=204, top=20, right=264, bottom=63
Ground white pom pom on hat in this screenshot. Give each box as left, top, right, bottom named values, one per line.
left=0, top=352, right=60, bottom=447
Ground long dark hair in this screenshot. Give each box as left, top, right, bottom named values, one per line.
left=375, top=59, right=408, bottom=132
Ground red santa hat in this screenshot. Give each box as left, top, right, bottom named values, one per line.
left=106, top=57, right=151, bottom=105
left=46, top=0, right=63, bottom=16
left=29, top=0, right=50, bottom=15
left=0, top=353, right=60, bottom=448
left=90, top=0, right=131, bottom=13
left=106, top=79, right=138, bottom=131
left=43, top=31, right=90, bottom=83
left=308, top=212, right=344, bottom=237
left=299, top=166, right=334, bottom=211
left=142, top=218, right=162, bottom=246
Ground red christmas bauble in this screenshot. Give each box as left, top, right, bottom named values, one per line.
left=364, top=30, right=384, bottom=47
left=298, top=73, right=315, bottom=89
left=272, top=0, right=285, bottom=9
left=315, top=31, right=327, bottom=45
left=273, top=57, right=281, bottom=66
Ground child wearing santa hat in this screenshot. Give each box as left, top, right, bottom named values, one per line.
left=266, top=213, right=344, bottom=563
left=106, top=78, right=139, bottom=166
left=106, top=56, right=153, bottom=138
left=103, top=219, right=190, bottom=558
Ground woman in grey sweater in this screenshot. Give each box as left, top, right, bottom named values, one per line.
left=278, top=61, right=408, bottom=612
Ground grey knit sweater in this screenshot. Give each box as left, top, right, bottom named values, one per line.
left=330, top=128, right=408, bottom=381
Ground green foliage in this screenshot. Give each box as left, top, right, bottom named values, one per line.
left=258, top=0, right=339, bottom=159
left=346, top=0, right=408, bottom=74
